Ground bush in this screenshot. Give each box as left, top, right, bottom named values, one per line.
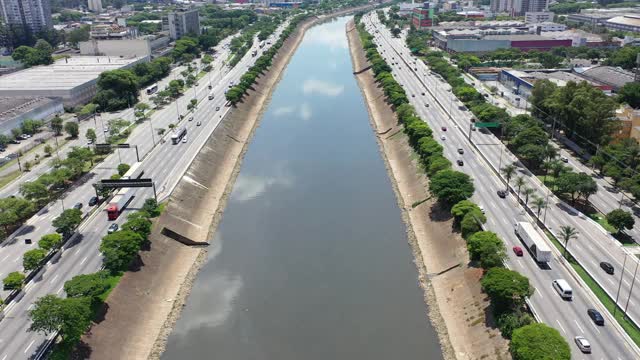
left=460, top=212, right=482, bottom=239
left=481, top=268, right=533, bottom=311
left=117, top=163, right=130, bottom=176
left=510, top=323, right=570, bottom=360
left=497, top=311, right=534, bottom=339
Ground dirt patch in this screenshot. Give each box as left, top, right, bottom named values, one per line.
left=346, top=20, right=510, bottom=360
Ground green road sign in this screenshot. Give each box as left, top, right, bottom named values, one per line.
left=475, top=122, right=500, bottom=128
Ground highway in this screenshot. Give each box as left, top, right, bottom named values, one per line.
left=0, top=24, right=287, bottom=360
left=364, top=12, right=638, bottom=359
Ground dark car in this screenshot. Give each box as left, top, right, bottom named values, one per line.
left=600, top=261, right=614, bottom=275
left=513, top=246, right=523, bottom=256
left=73, top=202, right=83, bottom=210
left=89, top=196, right=98, bottom=206
left=441, top=126, right=447, bottom=131
left=24, top=238, right=32, bottom=244
left=457, top=148, right=464, bottom=154
left=108, top=223, right=119, bottom=234
left=457, top=159, right=464, bottom=166
left=497, top=190, right=507, bottom=198
left=587, top=309, right=605, bottom=325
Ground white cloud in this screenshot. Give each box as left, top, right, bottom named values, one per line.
left=304, top=23, right=348, bottom=49
left=273, top=106, right=295, bottom=116
left=232, top=168, right=293, bottom=202
left=302, top=79, right=344, bottom=97
left=299, top=103, right=312, bottom=121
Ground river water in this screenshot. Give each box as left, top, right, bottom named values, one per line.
left=161, top=17, right=443, bottom=360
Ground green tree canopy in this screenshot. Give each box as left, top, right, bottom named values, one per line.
left=430, top=170, right=475, bottom=204
left=39, top=233, right=63, bottom=251
left=606, top=209, right=635, bottom=233
left=510, top=323, right=571, bottom=360
left=52, top=209, right=83, bottom=237
left=23, top=248, right=47, bottom=271
left=467, top=231, right=507, bottom=269
left=100, top=230, right=144, bottom=272
left=481, top=267, right=533, bottom=311
left=28, top=295, right=92, bottom=343
left=64, top=271, right=110, bottom=301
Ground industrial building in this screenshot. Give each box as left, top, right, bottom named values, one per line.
left=411, top=3, right=434, bottom=30
left=0, top=56, right=147, bottom=107
left=0, top=97, right=63, bottom=135
left=433, top=27, right=572, bottom=53
left=166, top=9, right=200, bottom=40
left=567, top=8, right=640, bottom=33
left=498, top=69, right=612, bottom=101
left=525, top=11, right=553, bottom=24
left=79, top=35, right=170, bottom=58
left=576, top=65, right=635, bottom=91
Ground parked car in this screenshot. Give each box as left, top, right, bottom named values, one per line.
left=512, top=246, right=523, bottom=256
left=479, top=206, right=485, bottom=214
left=108, top=223, right=119, bottom=234
left=587, top=309, right=604, bottom=325
left=73, top=202, right=83, bottom=210
left=600, top=261, right=614, bottom=274
left=88, top=196, right=98, bottom=206
left=574, top=336, right=591, bottom=353
left=421, top=92, right=425, bottom=96
left=497, top=190, right=507, bottom=198
left=456, top=159, right=463, bottom=166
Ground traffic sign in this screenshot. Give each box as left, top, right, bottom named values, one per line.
left=97, top=178, right=153, bottom=189
left=475, top=122, right=500, bottom=128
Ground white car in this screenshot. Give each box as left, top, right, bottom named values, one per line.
left=440, top=135, right=446, bottom=140
left=574, top=336, right=591, bottom=353
left=182, top=137, right=187, bottom=143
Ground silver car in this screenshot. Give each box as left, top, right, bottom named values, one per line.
left=574, top=336, right=591, bottom=353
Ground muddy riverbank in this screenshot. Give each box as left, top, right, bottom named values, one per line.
left=346, top=19, right=510, bottom=360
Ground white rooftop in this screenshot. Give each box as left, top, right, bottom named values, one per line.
left=0, top=56, right=144, bottom=92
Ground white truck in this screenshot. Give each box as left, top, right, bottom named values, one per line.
left=514, top=222, right=552, bottom=263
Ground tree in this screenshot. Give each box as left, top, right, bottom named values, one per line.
left=0, top=196, right=36, bottom=234
left=19, top=181, right=49, bottom=204
left=64, top=271, right=109, bottom=302
left=391, top=27, right=401, bottom=37
left=86, top=128, right=97, bottom=143
left=100, top=230, right=144, bottom=272
left=142, top=198, right=160, bottom=217
left=23, top=248, right=47, bottom=271
left=532, top=197, right=546, bottom=218
left=522, top=187, right=535, bottom=206
left=558, top=225, right=578, bottom=258
left=28, top=295, right=92, bottom=343
left=501, top=163, right=517, bottom=189
left=515, top=176, right=526, bottom=200
left=38, top=233, right=63, bottom=251
left=497, top=312, right=534, bottom=339
left=52, top=209, right=83, bottom=237
left=606, top=209, right=635, bottom=234
left=481, top=267, right=533, bottom=310
left=451, top=200, right=484, bottom=222
left=3, top=271, right=25, bottom=289
left=117, top=163, right=130, bottom=176
left=430, top=170, right=475, bottom=204
left=50, top=116, right=63, bottom=136
left=122, top=212, right=152, bottom=239
left=43, top=144, right=53, bottom=157
left=510, top=323, right=571, bottom=360
left=63, top=121, right=79, bottom=138
left=467, top=231, right=507, bottom=269
left=618, top=82, right=640, bottom=109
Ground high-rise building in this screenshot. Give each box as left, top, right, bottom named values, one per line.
left=166, top=9, right=200, bottom=40
left=88, top=0, right=102, bottom=13
left=490, top=0, right=548, bottom=16
left=0, top=0, right=52, bottom=34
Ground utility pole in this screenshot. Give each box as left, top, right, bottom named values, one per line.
left=614, top=254, right=628, bottom=316
left=624, top=258, right=640, bottom=319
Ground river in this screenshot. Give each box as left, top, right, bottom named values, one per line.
left=161, top=17, right=443, bottom=360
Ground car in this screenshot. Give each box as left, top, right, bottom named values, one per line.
left=215, top=106, right=220, bottom=111
left=441, top=126, right=447, bottom=131
left=195, top=82, right=199, bottom=86
left=411, top=94, right=415, bottom=97
left=479, top=206, right=485, bottom=214
left=188, top=116, right=194, bottom=121
left=88, top=196, right=98, bottom=206
left=414, top=68, right=417, bottom=71
left=197, top=121, right=202, bottom=126
left=108, top=223, right=119, bottom=234
left=182, top=137, right=188, bottom=143
left=587, top=309, right=604, bottom=325
left=512, top=246, right=523, bottom=256
left=103, top=127, right=109, bottom=133
left=456, top=159, right=463, bottom=166
left=208, top=85, right=212, bottom=90
left=457, top=148, right=464, bottom=154
left=10, top=139, right=20, bottom=144
left=424, top=103, right=429, bottom=107
left=574, top=336, right=591, bottom=353
left=560, top=156, right=568, bottom=163
left=440, top=135, right=446, bottom=140
left=24, top=238, right=32, bottom=244
left=87, top=140, right=94, bottom=145
left=497, top=190, right=507, bottom=198
left=600, top=261, right=614, bottom=275
left=447, top=89, right=452, bottom=92
left=73, top=202, right=83, bottom=210
left=421, top=92, right=425, bottom=96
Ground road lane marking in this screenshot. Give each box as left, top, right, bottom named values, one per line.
left=13, top=256, right=19, bottom=263
left=57, top=286, right=63, bottom=294
left=80, top=256, right=87, bottom=265
left=75, top=248, right=81, bottom=255
left=574, top=319, right=584, bottom=333
left=24, top=340, right=35, bottom=353
left=589, top=321, right=601, bottom=334
left=1, top=255, right=8, bottom=262
left=556, top=320, right=566, bottom=334
left=50, top=274, right=58, bottom=284
left=2, top=354, right=7, bottom=360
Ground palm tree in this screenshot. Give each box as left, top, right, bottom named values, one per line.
left=532, top=196, right=546, bottom=218
left=523, top=187, right=535, bottom=206
left=559, top=225, right=578, bottom=258
left=515, top=176, right=526, bottom=200
left=501, top=163, right=517, bottom=185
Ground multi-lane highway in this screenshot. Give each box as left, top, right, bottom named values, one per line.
left=0, top=24, right=287, bottom=360
left=364, top=11, right=639, bottom=359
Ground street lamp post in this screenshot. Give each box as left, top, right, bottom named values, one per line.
left=614, top=253, right=629, bottom=316
left=623, top=257, right=640, bottom=319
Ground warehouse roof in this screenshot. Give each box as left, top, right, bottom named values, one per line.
left=607, top=15, right=640, bottom=27
left=0, top=56, right=145, bottom=92
left=580, top=66, right=634, bottom=89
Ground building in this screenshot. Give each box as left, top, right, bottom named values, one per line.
left=88, top=0, right=102, bottom=13
left=525, top=11, right=553, bottom=24
left=499, top=68, right=612, bottom=101
left=433, top=28, right=572, bottom=53
left=0, top=0, right=52, bottom=34
left=166, top=9, right=200, bottom=40
left=0, top=56, right=147, bottom=107
left=411, top=3, right=434, bottom=30
left=0, top=97, right=63, bottom=135
left=79, top=35, right=170, bottom=58
left=398, top=2, right=422, bottom=16
left=90, top=24, right=137, bottom=40
left=567, top=8, right=640, bottom=31
left=577, top=65, right=635, bottom=91
left=456, top=11, right=485, bottom=19
left=605, top=15, right=640, bottom=34
left=490, top=0, right=548, bottom=17
left=532, top=22, right=566, bottom=32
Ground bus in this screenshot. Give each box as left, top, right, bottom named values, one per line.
left=171, top=126, right=187, bottom=144
left=259, top=40, right=265, bottom=48
left=146, top=84, right=158, bottom=95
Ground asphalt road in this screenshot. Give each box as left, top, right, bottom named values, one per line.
left=0, top=25, right=287, bottom=360
left=364, top=12, right=638, bottom=359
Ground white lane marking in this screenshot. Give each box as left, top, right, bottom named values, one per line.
left=3, top=354, right=8, bottom=360
left=574, top=319, right=585, bottom=334
left=23, top=340, right=35, bottom=353
left=590, top=320, right=601, bottom=334
left=624, top=279, right=631, bottom=287
left=517, top=259, right=523, bottom=268
left=80, top=256, right=87, bottom=265
left=556, top=320, right=566, bottom=334
left=1, top=255, right=9, bottom=262
left=75, top=248, right=81, bottom=255
left=50, top=274, right=58, bottom=284
left=13, top=256, right=19, bottom=263
left=56, top=286, right=63, bottom=294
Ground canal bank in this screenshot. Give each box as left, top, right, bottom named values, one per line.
left=79, top=7, right=377, bottom=360
left=346, top=19, right=510, bottom=360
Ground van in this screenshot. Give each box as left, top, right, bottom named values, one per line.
left=552, top=279, right=573, bottom=300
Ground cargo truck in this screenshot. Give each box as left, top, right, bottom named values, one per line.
left=251, top=50, right=257, bottom=57
left=107, top=188, right=134, bottom=220
left=514, top=222, right=552, bottom=263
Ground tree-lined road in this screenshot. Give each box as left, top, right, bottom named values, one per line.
left=364, top=12, right=639, bottom=359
